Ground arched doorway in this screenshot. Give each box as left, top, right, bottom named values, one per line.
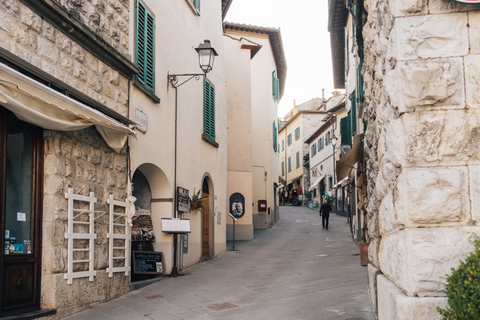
left=201, top=176, right=214, bottom=258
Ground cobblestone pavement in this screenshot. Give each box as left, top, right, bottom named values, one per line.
left=64, top=206, right=373, bottom=320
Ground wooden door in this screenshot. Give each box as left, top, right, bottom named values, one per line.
left=201, top=193, right=209, bottom=257
left=0, top=108, right=43, bottom=316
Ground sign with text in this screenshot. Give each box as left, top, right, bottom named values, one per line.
left=134, top=108, right=148, bottom=133
left=161, top=218, right=191, bottom=233
left=177, top=187, right=189, bottom=213
left=132, top=251, right=164, bottom=274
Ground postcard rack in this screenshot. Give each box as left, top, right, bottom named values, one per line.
left=106, top=194, right=131, bottom=277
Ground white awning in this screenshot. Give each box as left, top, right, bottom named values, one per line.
left=0, top=62, right=136, bottom=153
left=309, top=174, right=325, bottom=191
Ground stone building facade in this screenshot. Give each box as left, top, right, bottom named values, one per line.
left=360, top=0, right=480, bottom=318
left=0, top=0, right=136, bottom=318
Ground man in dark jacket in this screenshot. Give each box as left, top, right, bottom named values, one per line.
left=319, top=200, right=332, bottom=230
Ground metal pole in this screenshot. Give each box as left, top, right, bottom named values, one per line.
left=232, top=219, right=235, bottom=251
left=333, top=143, right=336, bottom=212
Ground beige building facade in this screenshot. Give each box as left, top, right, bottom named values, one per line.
left=224, top=23, right=286, bottom=232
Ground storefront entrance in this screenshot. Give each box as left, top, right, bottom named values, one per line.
left=0, top=108, right=43, bottom=316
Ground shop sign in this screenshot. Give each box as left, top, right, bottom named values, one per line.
left=177, top=187, right=189, bottom=213
left=229, top=192, right=245, bottom=219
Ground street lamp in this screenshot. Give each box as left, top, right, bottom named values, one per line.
left=167, top=40, right=218, bottom=277
left=331, top=135, right=337, bottom=212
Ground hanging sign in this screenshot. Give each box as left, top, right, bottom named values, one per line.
left=229, top=192, right=245, bottom=219
left=134, top=108, right=148, bottom=133
left=177, top=187, right=189, bottom=213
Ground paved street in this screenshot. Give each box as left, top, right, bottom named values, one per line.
left=65, top=206, right=372, bottom=320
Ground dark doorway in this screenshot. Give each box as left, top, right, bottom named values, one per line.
left=201, top=178, right=210, bottom=258
left=0, top=108, right=43, bottom=316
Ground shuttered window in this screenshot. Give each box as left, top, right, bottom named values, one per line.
left=350, top=91, right=357, bottom=135
left=282, top=139, right=284, bottom=151
left=273, top=121, right=278, bottom=152
left=288, top=157, right=291, bottom=172
left=204, top=79, right=215, bottom=141
left=272, top=70, right=279, bottom=102
left=288, top=133, right=292, bottom=146
left=340, top=116, right=352, bottom=145
left=282, top=161, right=285, bottom=176
left=296, top=152, right=300, bottom=168
left=311, top=144, right=316, bottom=157
left=194, top=0, right=200, bottom=14
left=136, top=0, right=155, bottom=92
left=295, top=127, right=300, bottom=140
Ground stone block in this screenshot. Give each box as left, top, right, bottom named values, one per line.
left=368, top=263, right=380, bottom=318
left=470, top=12, right=480, bottom=54
left=87, top=70, right=103, bottom=93
left=38, top=36, right=58, bottom=63
left=393, top=0, right=428, bottom=17
left=469, top=166, right=480, bottom=223
left=379, top=228, right=480, bottom=296
left=396, top=167, right=469, bottom=226
left=73, top=62, right=87, bottom=82
left=72, top=44, right=85, bottom=63
left=465, top=55, right=480, bottom=108
left=44, top=175, right=64, bottom=195
left=378, top=274, right=447, bottom=320
left=396, top=58, right=464, bottom=112
left=429, top=0, right=479, bottom=14
left=379, top=191, right=401, bottom=234
left=42, top=21, right=56, bottom=43
left=395, top=13, right=469, bottom=60
left=20, top=5, right=42, bottom=33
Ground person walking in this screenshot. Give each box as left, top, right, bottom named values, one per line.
left=319, top=200, right=332, bottom=230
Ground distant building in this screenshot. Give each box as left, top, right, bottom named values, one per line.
left=224, top=22, right=286, bottom=232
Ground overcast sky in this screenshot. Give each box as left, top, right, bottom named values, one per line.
left=225, top=0, right=339, bottom=118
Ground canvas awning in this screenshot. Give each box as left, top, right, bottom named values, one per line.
left=0, top=62, right=135, bottom=153
left=286, top=174, right=303, bottom=185
left=336, top=134, right=363, bottom=179
left=309, top=174, right=325, bottom=191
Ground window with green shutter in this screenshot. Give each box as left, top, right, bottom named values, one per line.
left=282, top=161, right=285, bottom=176
left=135, top=0, right=155, bottom=92
left=350, top=91, right=357, bottom=135
left=295, top=127, right=300, bottom=140
left=311, top=144, right=316, bottom=157
left=288, top=133, right=292, bottom=146
left=282, top=139, right=284, bottom=151
left=325, top=132, right=330, bottom=146
left=194, top=0, right=200, bottom=14
left=204, top=78, right=215, bottom=141
left=273, top=121, right=278, bottom=152
left=296, top=152, right=300, bottom=168
left=272, top=70, right=279, bottom=102
left=340, top=116, right=352, bottom=145
left=357, top=59, right=364, bottom=103
left=288, top=157, right=291, bottom=172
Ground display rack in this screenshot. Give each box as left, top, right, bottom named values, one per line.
left=106, top=194, right=131, bottom=277
left=64, top=188, right=102, bottom=284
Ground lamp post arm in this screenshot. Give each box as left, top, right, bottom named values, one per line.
left=168, top=73, right=205, bottom=88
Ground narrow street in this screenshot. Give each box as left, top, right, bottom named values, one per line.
left=65, top=207, right=372, bottom=320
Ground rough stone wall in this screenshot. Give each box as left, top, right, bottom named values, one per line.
left=42, top=127, right=129, bottom=319
left=0, top=0, right=129, bottom=116
left=363, top=0, right=480, bottom=318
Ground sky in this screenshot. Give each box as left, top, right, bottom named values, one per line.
left=225, top=0, right=338, bottom=119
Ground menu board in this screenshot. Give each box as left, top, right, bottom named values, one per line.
left=161, top=218, right=191, bottom=234
left=132, top=251, right=164, bottom=275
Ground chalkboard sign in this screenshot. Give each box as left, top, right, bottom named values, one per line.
left=132, top=251, right=164, bottom=275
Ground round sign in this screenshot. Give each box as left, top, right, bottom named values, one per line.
left=229, top=192, right=245, bottom=219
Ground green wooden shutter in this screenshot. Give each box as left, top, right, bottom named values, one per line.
left=272, top=70, right=279, bottom=102
left=351, top=91, right=357, bottom=135
left=296, top=152, right=300, bottom=167
left=204, top=79, right=215, bottom=140
left=340, top=116, right=352, bottom=146
left=288, top=157, right=291, bottom=172
left=194, top=0, right=200, bottom=14
left=273, top=121, right=277, bottom=152
left=136, top=0, right=155, bottom=92
left=282, top=161, right=284, bottom=176
left=357, top=59, right=364, bottom=103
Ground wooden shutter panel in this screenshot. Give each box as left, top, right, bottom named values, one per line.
left=194, top=0, right=200, bottom=14
left=296, top=152, right=299, bottom=167
left=351, top=91, right=357, bottom=135
left=204, top=79, right=215, bottom=140
left=136, top=1, right=155, bottom=92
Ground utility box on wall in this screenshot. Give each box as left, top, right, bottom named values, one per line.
left=258, top=200, right=267, bottom=212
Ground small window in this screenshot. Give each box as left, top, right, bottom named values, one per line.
left=329, top=177, right=333, bottom=190
left=288, top=157, right=291, bottom=172
left=272, top=70, right=279, bottom=102
left=295, top=127, right=300, bottom=140
left=325, top=132, right=330, bottom=146
left=296, top=152, right=300, bottom=168
left=311, top=144, right=316, bottom=157
left=288, top=133, right=292, bottom=146
left=282, top=140, right=284, bottom=151
left=282, top=161, right=285, bottom=176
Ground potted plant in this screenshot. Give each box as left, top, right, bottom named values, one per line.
left=189, top=189, right=207, bottom=212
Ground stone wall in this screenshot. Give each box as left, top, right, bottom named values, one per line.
left=42, top=127, right=129, bottom=319
left=0, top=0, right=130, bottom=116
left=363, top=0, right=480, bottom=318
